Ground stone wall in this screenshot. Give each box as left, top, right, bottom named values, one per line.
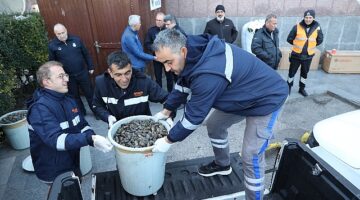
left=165, top=0, right=360, bottom=51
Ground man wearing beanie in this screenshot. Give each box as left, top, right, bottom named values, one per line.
left=287, top=9, right=323, bottom=96
left=204, top=5, right=238, bottom=43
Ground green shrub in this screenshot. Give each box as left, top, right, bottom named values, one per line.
left=0, top=63, right=16, bottom=116
left=0, top=13, right=48, bottom=115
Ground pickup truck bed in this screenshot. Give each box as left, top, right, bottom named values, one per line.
left=93, top=152, right=245, bottom=200
left=49, top=140, right=360, bottom=200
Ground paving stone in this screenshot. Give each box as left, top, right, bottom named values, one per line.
left=0, top=156, right=15, bottom=185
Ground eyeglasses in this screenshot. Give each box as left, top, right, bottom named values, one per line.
left=55, top=73, right=69, bottom=80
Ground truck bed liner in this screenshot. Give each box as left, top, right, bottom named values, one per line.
left=93, top=152, right=245, bottom=200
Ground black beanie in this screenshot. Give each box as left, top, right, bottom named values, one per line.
left=304, top=9, right=315, bottom=18
left=215, top=5, right=225, bottom=12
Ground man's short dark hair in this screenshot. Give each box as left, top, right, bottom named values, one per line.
left=107, top=51, right=131, bottom=69
left=164, top=14, right=177, bottom=24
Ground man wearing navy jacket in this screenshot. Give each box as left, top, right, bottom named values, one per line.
left=27, top=61, right=112, bottom=184
left=151, top=29, right=288, bottom=200
left=48, top=23, right=95, bottom=116
left=92, top=51, right=168, bottom=128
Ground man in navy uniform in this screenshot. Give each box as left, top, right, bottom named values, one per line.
left=92, top=51, right=169, bottom=128
left=27, top=61, right=112, bottom=184
left=48, top=23, right=95, bottom=116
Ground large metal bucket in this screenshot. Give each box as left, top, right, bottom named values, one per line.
left=108, top=115, right=170, bottom=196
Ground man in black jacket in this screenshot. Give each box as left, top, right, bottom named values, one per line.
left=92, top=51, right=168, bottom=128
left=145, top=12, right=174, bottom=92
left=251, top=14, right=282, bottom=70
left=48, top=23, right=95, bottom=116
left=287, top=9, right=323, bottom=96
left=164, top=14, right=187, bottom=36
left=203, top=5, right=238, bottom=43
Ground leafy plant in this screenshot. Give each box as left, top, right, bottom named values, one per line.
left=0, top=13, right=48, bottom=115
left=0, top=63, right=16, bottom=116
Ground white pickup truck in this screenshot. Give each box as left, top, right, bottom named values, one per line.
left=48, top=110, right=360, bottom=200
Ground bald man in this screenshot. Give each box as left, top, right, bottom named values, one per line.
left=48, top=23, right=95, bottom=116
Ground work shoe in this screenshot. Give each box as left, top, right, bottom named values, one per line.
left=298, top=88, right=308, bottom=97
left=198, top=161, right=232, bottom=177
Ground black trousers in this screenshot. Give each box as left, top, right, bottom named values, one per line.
left=288, top=57, right=313, bottom=89
left=153, top=60, right=174, bottom=92
left=68, top=71, right=94, bottom=115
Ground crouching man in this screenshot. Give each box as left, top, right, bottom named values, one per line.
left=152, top=29, right=288, bottom=200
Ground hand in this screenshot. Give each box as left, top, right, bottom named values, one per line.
left=92, top=135, right=113, bottom=153
left=153, top=111, right=169, bottom=122
left=152, top=137, right=172, bottom=153
left=108, top=115, right=117, bottom=128
left=89, top=70, right=94, bottom=74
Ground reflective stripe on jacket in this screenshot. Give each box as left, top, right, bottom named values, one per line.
left=292, top=23, right=318, bottom=55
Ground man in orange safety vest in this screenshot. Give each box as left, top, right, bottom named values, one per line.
left=287, top=9, right=323, bottom=96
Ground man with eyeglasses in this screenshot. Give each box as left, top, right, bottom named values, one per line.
left=48, top=23, right=95, bottom=117
left=145, top=12, right=174, bottom=92
left=92, top=51, right=169, bottom=128
left=204, top=5, right=238, bottom=43
left=27, top=61, right=112, bottom=185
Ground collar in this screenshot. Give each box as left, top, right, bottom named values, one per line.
left=127, top=26, right=138, bottom=34
left=43, top=88, right=66, bottom=99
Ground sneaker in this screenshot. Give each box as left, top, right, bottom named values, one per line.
left=198, top=161, right=232, bottom=177
left=298, top=88, right=308, bottom=97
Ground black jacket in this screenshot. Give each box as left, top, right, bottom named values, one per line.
left=48, top=35, right=94, bottom=75
left=145, top=25, right=164, bottom=52
left=287, top=20, right=324, bottom=60
left=92, top=70, right=168, bottom=122
left=174, top=24, right=187, bottom=37
left=251, top=26, right=282, bottom=69
left=203, top=18, right=238, bottom=43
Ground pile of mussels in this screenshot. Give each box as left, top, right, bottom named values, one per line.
left=114, top=119, right=168, bottom=148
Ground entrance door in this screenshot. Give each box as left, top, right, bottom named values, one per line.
left=38, top=0, right=164, bottom=75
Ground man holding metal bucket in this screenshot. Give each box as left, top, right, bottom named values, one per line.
left=151, top=29, right=288, bottom=200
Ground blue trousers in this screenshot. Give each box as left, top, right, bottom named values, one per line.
left=68, top=71, right=94, bottom=115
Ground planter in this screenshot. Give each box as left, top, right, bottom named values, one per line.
left=0, top=110, right=30, bottom=150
